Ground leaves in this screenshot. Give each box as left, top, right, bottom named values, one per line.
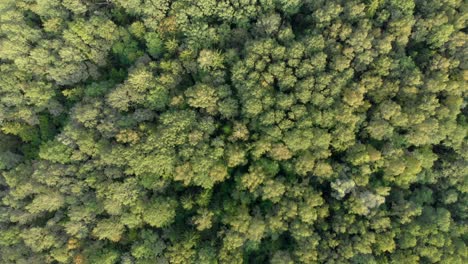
left=0, top=0, right=466, bottom=263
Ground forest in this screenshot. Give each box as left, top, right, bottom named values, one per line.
left=0, top=0, right=467, bottom=263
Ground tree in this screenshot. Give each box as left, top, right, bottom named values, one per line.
left=92, top=218, right=125, bottom=242
left=185, top=84, right=219, bottom=114
left=0, top=0, right=466, bottom=263
left=142, top=197, right=177, bottom=228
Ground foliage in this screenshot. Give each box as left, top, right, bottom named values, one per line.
left=0, top=0, right=466, bottom=263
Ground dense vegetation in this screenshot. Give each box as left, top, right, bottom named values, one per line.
left=0, top=0, right=467, bottom=263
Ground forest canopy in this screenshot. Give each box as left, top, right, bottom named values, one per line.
left=0, top=0, right=467, bottom=263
